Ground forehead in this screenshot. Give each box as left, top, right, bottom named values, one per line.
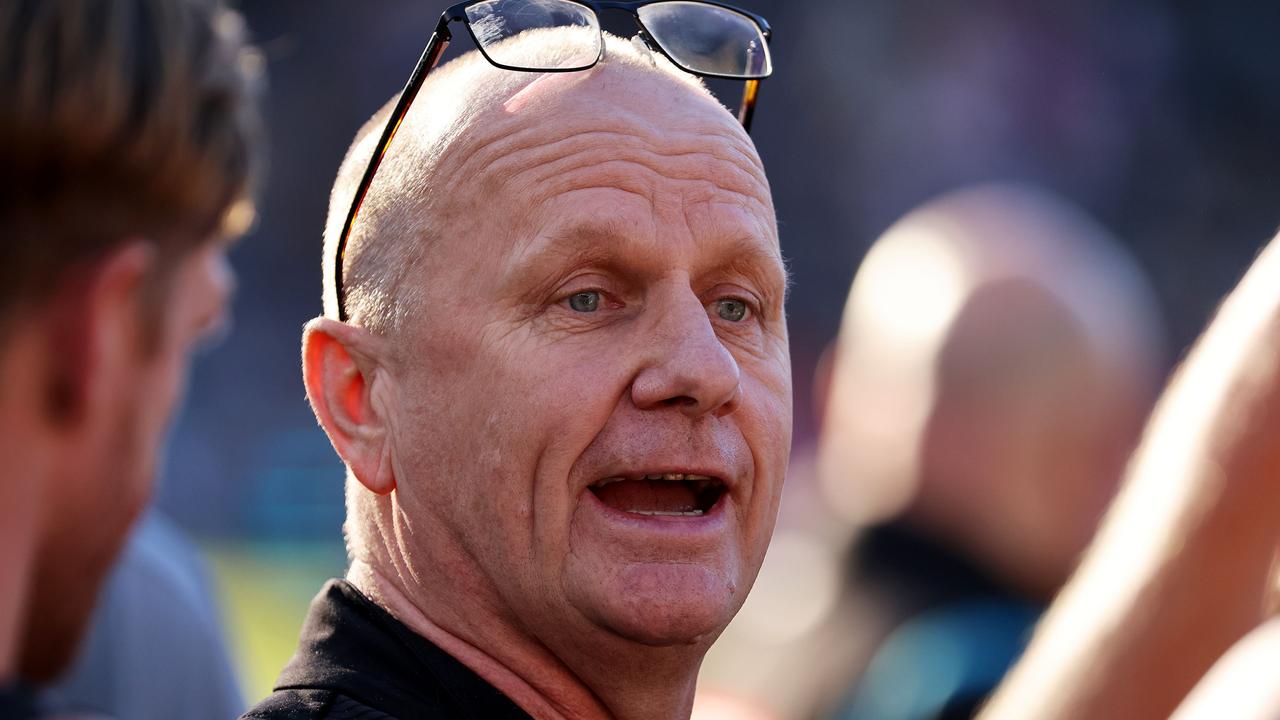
left=428, top=65, right=777, bottom=256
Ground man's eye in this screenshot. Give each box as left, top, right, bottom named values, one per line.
left=567, top=291, right=601, bottom=313
left=715, top=298, right=749, bottom=322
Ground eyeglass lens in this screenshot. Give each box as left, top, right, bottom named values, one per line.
left=465, top=0, right=602, bottom=69
left=462, top=0, right=769, bottom=79
left=637, top=2, right=769, bottom=78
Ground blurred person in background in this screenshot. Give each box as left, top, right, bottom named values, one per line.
left=245, top=12, right=789, bottom=720
left=697, top=183, right=1164, bottom=720
left=820, top=183, right=1164, bottom=719
left=0, top=0, right=261, bottom=717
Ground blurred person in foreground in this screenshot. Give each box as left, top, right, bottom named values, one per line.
left=0, top=0, right=260, bottom=716
left=980, top=225, right=1280, bottom=720
left=696, top=183, right=1164, bottom=720
left=244, top=11, right=789, bottom=720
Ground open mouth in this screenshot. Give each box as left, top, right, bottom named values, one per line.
left=588, top=473, right=726, bottom=517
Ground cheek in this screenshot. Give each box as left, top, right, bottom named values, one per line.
left=144, top=322, right=198, bottom=437
left=737, top=361, right=793, bottom=540
left=488, top=322, right=635, bottom=447
left=116, top=338, right=190, bottom=509
left=68, top=372, right=156, bottom=553
left=392, top=325, right=630, bottom=547
left=142, top=257, right=229, bottom=440
left=502, top=341, right=635, bottom=523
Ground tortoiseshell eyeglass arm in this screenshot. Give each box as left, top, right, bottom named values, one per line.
left=334, top=14, right=453, bottom=322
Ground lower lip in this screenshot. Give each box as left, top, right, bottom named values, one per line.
left=578, top=488, right=731, bottom=542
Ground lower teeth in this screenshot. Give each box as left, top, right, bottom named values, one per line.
left=629, top=509, right=704, bottom=517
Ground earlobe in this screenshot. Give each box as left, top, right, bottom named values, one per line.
left=302, top=318, right=396, bottom=495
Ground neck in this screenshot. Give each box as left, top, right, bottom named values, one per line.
left=0, top=481, right=39, bottom=683
left=348, top=549, right=703, bottom=720
left=0, top=334, right=52, bottom=682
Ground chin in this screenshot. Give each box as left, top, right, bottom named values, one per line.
left=568, top=561, right=742, bottom=647
left=20, top=548, right=116, bottom=683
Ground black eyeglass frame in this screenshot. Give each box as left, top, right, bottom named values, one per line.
left=332, top=0, right=773, bottom=321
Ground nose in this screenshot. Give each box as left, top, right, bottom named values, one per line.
left=630, top=288, right=741, bottom=418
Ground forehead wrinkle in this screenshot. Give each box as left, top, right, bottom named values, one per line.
left=478, top=136, right=773, bottom=234
left=502, top=185, right=780, bottom=289
left=481, top=125, right=767, bottom=195
left=481, top=118, right=767, bottom=180
left=517, top=161, right=774, bottom=235
left=489, top=141, right=777, bottom=289
left=498, top=212, right=658, bottom=292
left=695, top=196, right=780, bottom=249
left=435, top=107, right=768, bottom=208
left=682, top=193, right=784, bottom=276
left=514, top=145, right=769, bottom=207
left=497, top=170, right=777, bottom=287
left=501, top=182, right=658, bottom=274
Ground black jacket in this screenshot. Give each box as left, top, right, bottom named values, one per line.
left=241, top=580, right=532, bottom=720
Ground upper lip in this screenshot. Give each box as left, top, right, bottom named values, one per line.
left=586, top=467, right=736, bottom=491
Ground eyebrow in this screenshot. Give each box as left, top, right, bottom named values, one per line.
left=500, top=217, right=788, bottom=309
left=725, top=243, right=791, bottom=304
left=499, top=218, right=644, bottom=296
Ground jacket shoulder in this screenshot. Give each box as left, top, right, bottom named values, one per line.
left=242, top=689, right=401, bottom=720
left=241, top=689, right=332, bottom=719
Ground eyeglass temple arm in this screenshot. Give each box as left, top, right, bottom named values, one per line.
left=737, top=23, right=771, bottom=133
left=334, top=15, right=454, bottom=322
left=737, top=79, right=760, bottom=132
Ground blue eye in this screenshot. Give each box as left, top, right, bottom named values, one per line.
left=715, top=298, right=749, bottom=322
left=567, top=291, right=601, bottom=313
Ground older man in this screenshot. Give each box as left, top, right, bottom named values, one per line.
left=246, top=14, right=789, bottom=720
left=0, top=0, right=260, bottom=716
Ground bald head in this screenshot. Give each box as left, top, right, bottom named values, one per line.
left=819, top=183, right=1164, bottom=596
left=324, top=29, right=754, bottom=329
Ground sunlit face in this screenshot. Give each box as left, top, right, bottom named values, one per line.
left=23, top=239, right=234, bottom=680
left=380, top=70, right=791, bottom=653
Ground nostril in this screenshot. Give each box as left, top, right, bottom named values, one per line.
left=629, top=317, right=742, bottom=415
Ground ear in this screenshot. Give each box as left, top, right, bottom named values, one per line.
left=44, top=241, right=155, bottom=428
left=302, top=317, right=396, bottom=495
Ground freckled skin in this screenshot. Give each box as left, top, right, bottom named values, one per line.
left=350, top=60, right=790, bottom=719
